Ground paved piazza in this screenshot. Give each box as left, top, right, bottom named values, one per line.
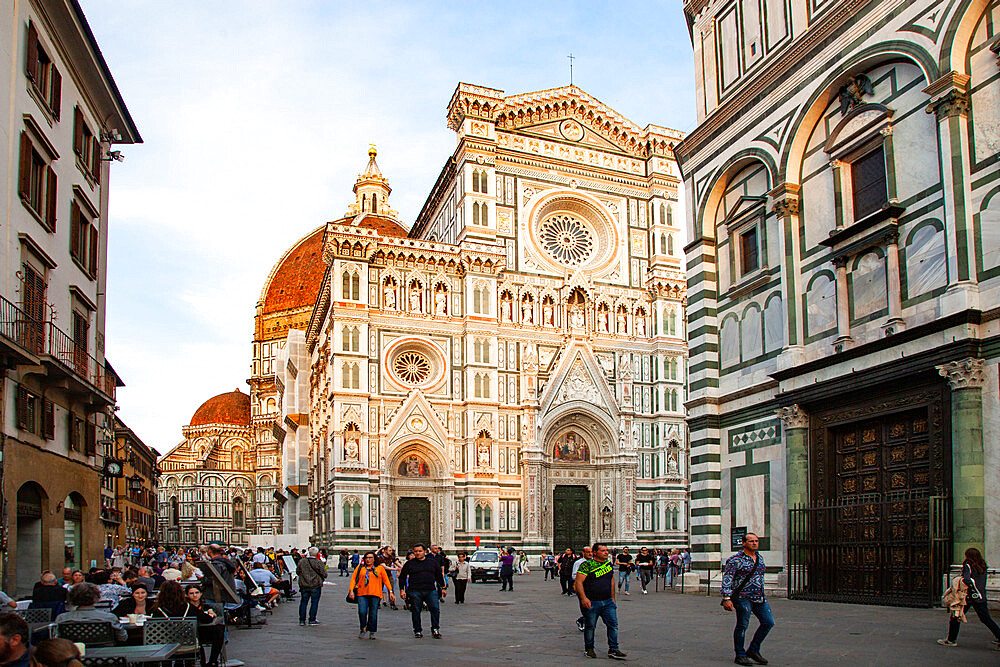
left=226, top=574, right=999, bottom=666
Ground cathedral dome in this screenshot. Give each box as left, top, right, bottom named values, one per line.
left=190, top=389, right=250, bottom=427
left=260, top=226, right=327, bottom=316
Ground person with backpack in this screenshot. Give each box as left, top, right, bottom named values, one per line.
left=721, top=532, right=773, bottom=666
left=937, top=547, right=1000, bottom=650
left=296, top=547, right=328, bottom=627
left=347, top=552, right=395, bottom=640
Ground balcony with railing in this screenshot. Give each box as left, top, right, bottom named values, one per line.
left=0, top=294, right=115, bottom=402
left=100, top=506, right=122, bottom=524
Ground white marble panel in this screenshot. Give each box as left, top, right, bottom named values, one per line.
left=763, top=295, right=784, bottom=353
left=905, top=224, right=947, bottom=297
left=806, top=273, right=836, bottom=336
left=736, top=474, right=766, bottom=537
left=721, top=317, right=740, bottom=367
left=851, top=252, right=887, bottom=319
left=742, top=307, right=763, bottom=361
left=980, top=205, right=1000, bottom=271
left=801, top=174, right=836, bottom=248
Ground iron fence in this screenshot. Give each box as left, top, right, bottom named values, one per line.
left=788, top=491, right=950, bottom=607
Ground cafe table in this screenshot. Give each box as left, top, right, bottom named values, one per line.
left=82, top=643, right=179, bottom=664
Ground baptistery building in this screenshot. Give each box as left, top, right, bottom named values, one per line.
left=161, top=83, right=689, bottom=554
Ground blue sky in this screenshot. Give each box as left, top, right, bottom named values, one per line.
left=81, top=0, right=696, bottom=454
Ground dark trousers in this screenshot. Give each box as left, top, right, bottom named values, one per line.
left=560, top=574, right=573, bottom=594
left=733, top=599, right=774, bottom=657
left=639, top=568, right=652, bottom=591
left=407, top=588, right=440, bottom=632
left=357, top=595, right=380, bottom=632
left=500, top=567, right=514, bottom=591
left=454, top=580, right=468, bottom=603
left=948, top=599, right=1000, bottom=642
left=298, top=586, right=321, bottom=623
left=544, top=567, right=555, bottom=580
left=198, top=623, right=225, bottom=665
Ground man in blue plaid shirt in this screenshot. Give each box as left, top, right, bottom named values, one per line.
left=721, top=533, right=774, bottom=665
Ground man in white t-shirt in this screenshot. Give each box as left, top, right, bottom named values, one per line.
left=251, top=548, right=268, bottom=566
left=572, top=546, right=593, bottom=632
left=248, top=563, right=280, bottom=605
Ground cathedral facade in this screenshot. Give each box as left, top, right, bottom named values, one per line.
left=159, top=83, right=689, bottom=553
left=302, top=84, right=688, bottom=554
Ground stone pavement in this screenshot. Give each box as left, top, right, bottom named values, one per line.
left=225, top=573, right=1000, bottom=666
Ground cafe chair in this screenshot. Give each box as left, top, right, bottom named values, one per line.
left=13, top=608, right=52, bottom=623
left=80, top=657, right=128, bottom=667
left=54, top=621, right=116, bottom=647
left=142, top=618, right=200, bottom=666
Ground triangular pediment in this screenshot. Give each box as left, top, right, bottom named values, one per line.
left=539, top=343, right=618, bottom=422
left=384, top=390, right=450, bottom=449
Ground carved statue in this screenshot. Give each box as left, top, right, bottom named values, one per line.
left=571, top=307, right=585, bottom=329
left=384, top=283, right=396, bottom=310
left=477, top=442, right=490, bottom=467
left=636, top=315, right=645, bottom=337
left=409, top=284, right=422, bottom=312
left=344, top=429, right=360, bottom=461
left=542, top=302, right=554, bottom=326
left=616, top=309, right=627, bottom=334
left=500, top=295, right=513, bottom=322
left=435, top=289, right=448, bottom=316
left=598, top=309, right=609, bottom=333
left=667, top=450, right=679, bottom=475
left=601, top=506, right=613, bottom=535
left=522, top=299, right=533, bottom=324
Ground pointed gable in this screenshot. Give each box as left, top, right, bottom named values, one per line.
left=539, top=342, right=619, bottom=423
left=384, top=389, right=451, bottom=451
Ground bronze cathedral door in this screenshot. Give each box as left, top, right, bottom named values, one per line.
left=552, top=485, right=590, bottom=552
left=397, top=497, right=431, bottom=553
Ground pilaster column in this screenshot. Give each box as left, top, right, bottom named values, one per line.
left=937, top=358, right=986, bottom=561
left=883, top=231, right=905, bottom=335
left=834, top=258, right=852, bottom=350
left=776, top=405, right=809, bottom=510
left=770, top=183, right=803, bottom=357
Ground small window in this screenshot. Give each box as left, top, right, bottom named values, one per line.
left=69, top=201, right=99, bottom=279
left=472, top=169, right=480, bottom=193
left=740, top=227, right=760, bottom=276
left=73, top=108, right=101, bottom=184
left=480, top=170, right=489, bottom=194
left=851, top=146, right=887, bottom=220
left=472, top=202, right=480, bottom=226
left=17, top=133, right=57, bottom=230
left=25, top=23, right=61, bottom=119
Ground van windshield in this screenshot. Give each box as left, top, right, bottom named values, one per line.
left=470, top=552, right=499, bottom=563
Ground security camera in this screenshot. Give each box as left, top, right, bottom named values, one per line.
left=109, top=150, right=124, bottom=162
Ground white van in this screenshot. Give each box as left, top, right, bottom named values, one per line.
left=468, top=548, right=503, bottom=583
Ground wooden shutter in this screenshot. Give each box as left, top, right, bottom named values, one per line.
left=90, top=137, right=101, bottom=183
left=45, top=166, right=57, bottom=230
left=16, top=386, right=29, bottom=430
left=25, top=23, right=38, bottom=82
left=42, top=399, right=54, bottom=439
left=18, top=133, right=32, bottom=200
left=50, top=65, right=61, bottom=119
left=73, top=107, right=84, bottom=156
left=88, top=224, right=99, bottom=277
left=84, top=422, right=96, bottom=456
left=68, top=416, right=79, bottom=451
left=69, top=202, right=81, bottom=260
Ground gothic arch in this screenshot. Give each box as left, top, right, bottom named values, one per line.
left=539, top=409, right=617, bottom=459
left=696, top=153, right=775, bottom=240
left=386, top=440, right=449, bottom=479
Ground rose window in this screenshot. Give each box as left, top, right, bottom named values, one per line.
left=539, top=214, right=594, bottom=266
left=393, top=351, right=431, bottom=385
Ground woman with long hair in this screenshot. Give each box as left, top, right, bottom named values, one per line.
left=185, top=584, right=225, bottom=667
left=112, top=584, right=150, bottom=617
left=347, top=552, right=395, bottom=640
left=938, top=547, right=1000, bottom=649
left=151, top=581, right=214, bottom=623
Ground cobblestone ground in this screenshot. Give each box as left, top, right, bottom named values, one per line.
left=225, top=573, right=1000, bottom=666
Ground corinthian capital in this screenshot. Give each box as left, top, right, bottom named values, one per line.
left=776, top=404, right=809, bottom=430
left=937, top=357, right=986, bottom=390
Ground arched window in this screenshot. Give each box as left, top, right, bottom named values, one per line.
left=352, top=363, right=360, bottom=389
left=660, top=234, right=667, bottom=254
left=472, top=169, right=480, bottom=193
left=667, top=234, right=674, bottom=255
left=342, top=363, right=352, bottom=389
left=473, top=287, right=482, bottom=314
left=479, top=170, right=488, bottom=194
left=475, top=503, right=492, bottom=530
left=472, top=202, right=480, bottom=226
left=352, top=327, right=360, bottom=351
left=479, top=203, right=487, bottom=225
left=666, top=204, right=673, bottom=226
left=351, top=273, right=360, bottom=300
left=482, top=340, right=490, bottom=364
left=481, top=288, right=490, bottom=312
left=342, top=499, right=362, bottom=528
left=659, top=203, right=666, bottom=224
left=233, top=497, right=244, bottom=528
left=342, top=271, right=351, bottom=299
left=668, top=310, right=677, bottom=335
left=170, top=497, right=179, bottom=526
left=342, top=326, right=351, bottom=351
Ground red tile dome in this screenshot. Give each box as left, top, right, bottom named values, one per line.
left=190, top=389, right=250, bottom=427
left=261, top=226, right=327, bottom=316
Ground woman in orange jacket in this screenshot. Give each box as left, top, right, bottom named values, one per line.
left=348, top=552, right=396, bottom=639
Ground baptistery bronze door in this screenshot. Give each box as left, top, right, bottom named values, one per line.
left=397, top=497, right=431, bottom=553
left=552, top=485, right=590, bottom=553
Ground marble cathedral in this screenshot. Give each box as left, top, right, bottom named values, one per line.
left=160, top=83, right=689, bottom=553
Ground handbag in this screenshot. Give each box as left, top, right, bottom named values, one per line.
left=346, top=568, right=359, bottom=604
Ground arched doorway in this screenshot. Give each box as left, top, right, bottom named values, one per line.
left=63, top=493, right=85, bottom=571
left=16, top=483, right=46, bottom=594
left=384, top=443, right=452, bottom=552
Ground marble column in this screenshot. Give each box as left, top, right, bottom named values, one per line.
left=883, top=232, right=905, bottom=335
left=776, top=404, right=810, bottom=510
left=833, top=258, right=852, bottom=351
left=937, top=358, right=986, bottom=561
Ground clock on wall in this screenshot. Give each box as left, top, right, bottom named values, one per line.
left=103, top=459, right=124, bottom=477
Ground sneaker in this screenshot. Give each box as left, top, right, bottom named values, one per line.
left=308, top=620, right=320, bottom=626
left=642, top=589, right=648, bottom=595
left=936, top=639, right=957, bottom=647
left=432, top=629, right=442, bottom=639
left=576, top=619, right=585, bottom=632
left=735, top=657, right=754, bottom=666
left=369, top=632, right=377, bottom=640
left=608, top=650, right=628, bottom=660
left=747, top=651, right=768, bottom=665
left=414, top=631, right=423, bottom=639
left=624, top=591, right=630, bottom=595
left=299, top=621, right=306, bottom=626
left=359, top=630, right=367, bottom=639
left=584, top=649, right=597, bottom=659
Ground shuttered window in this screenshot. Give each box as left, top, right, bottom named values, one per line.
left=17, top=132, right=57, bottom=230
left=73, top=107, right=101, bottom=184
left=25, top=23, right=61, bottom=119
left=15, top=385, right=47, bottom=436
left=851, top=146, right=888, bottom=220
left=70, top=201, right=99, bottom=279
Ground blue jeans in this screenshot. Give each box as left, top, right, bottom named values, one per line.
left=383, top=570, right=397, bottom=600
left=584, top=598, right=619, bottom=651
left=733, top=599, right=774, bottom=657
left=298, top=586, right=322, bottom=623
left=357, top=594, right=380, bottom=632
left=617, top=570, right=630, bottom=591
left=407, top=588, right=440, bottom=632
